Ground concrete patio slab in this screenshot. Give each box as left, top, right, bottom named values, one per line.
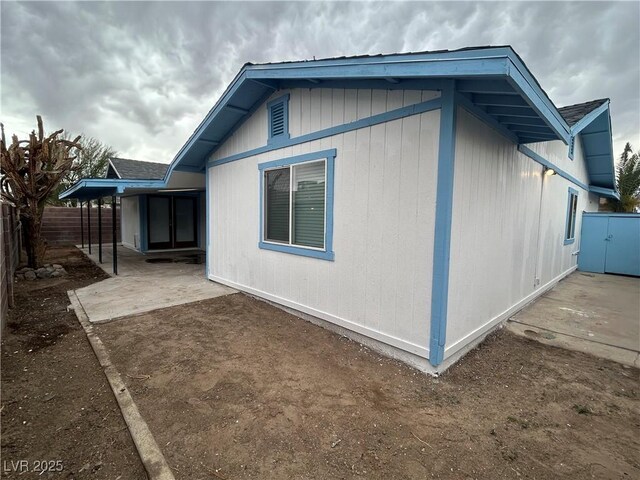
left=74, top=245, right=235, bottom=323
left=508, top=271, right=640, bottom=367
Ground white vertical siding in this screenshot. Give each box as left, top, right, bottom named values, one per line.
left=212, top=89, right=441, bottom=161
left=446, top=108, right=594, bottom=359
left=209, top=102, right=440, bottom=358
left=120, top=195, right=140, bottom=251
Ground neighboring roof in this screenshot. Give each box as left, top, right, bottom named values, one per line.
left=558, top=99, right=608, bottom=127
left=107, top=157, right=169, bottom=180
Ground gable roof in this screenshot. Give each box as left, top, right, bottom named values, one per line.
left=167, top=46, right=575, bottom=177
left=558, top=99, right=608, bottom=127
left=107, top=157, right=169, bottom=180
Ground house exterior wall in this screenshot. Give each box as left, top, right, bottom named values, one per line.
left=208, top=89, right=441, bottom=359
left=212, top=89, right=441, bottom=161
left=166, top=171, right=205, bottom=189
left=445, top=108, right=599, bottom=360
left=120, top=195, right=140, bottom=251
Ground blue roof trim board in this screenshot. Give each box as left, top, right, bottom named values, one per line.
left=163, top=46, right=616, bottom=194
left=59, top=178, right=166, bottom=200
left=60, top=46, right=618, bottom=201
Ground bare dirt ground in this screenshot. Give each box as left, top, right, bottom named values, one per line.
left=97, top=293, right=640, bottom=480
left=1, top=246, right=146, bottom=479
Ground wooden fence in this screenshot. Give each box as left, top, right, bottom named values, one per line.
left=1, top=203, right=21, bottom=334
left=42, top=205, right=120, bottom=246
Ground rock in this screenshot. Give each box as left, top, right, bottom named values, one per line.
left=51, top=271, right=62, bottom=278
left=52, top=264, right=63, bottom=269
left=15, top=273, right=25, bottom=281
left=24, top=271, right=36, bottom=280
left=44, top=264, right=51, bottom=268
left=35, top=267, right=47, bottom=274
left=36, top=270, right=51, bottom=279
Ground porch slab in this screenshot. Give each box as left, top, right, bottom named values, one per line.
left=74, top=245, right=235, bottom=323
left=508, top=271, right=640, bottom=367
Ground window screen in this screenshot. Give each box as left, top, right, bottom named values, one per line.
left=265, top=168, right=290, bottom=243
left=263, top=160, right=326, bottom=249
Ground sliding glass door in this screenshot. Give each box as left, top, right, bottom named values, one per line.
left=147, top=195, right=197, bottom=250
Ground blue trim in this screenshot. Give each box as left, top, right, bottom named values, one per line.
left=589, top=185, right=620, bottom=201
left=257, top=148, right=337, bottom=171
left=205, top=181, right=210, bottom=276
left=429, top=81, right=457, bottom=367
left=258, top=149, right=336, bottom=262
left=505, top=59, right=570, bottom=143
left=267, top=93, right=290, bottom=145
left=583, top=212, right=640, bottom=218
left=568, top=136, right=575, bottom=160
left=258, top=242, right=335, bottom=261
left=139, top=194, right=148, bottom=252
left=518, top=145, right=589, bottom=191
left=59, top=178, right=165, bottom=200
left=570, top=101, right=610, bottom=135
left=564, top=187, right=579, bottom=245
left=209, top=97, right=442, bottom=168
left=455, top=92, right=519, bottom=144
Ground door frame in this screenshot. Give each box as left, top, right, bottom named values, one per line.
left=146, top=194, right=199, bottom=250
left=147, top=195, right=173, bottom=250
left=172, top=196, right=198, bottom=249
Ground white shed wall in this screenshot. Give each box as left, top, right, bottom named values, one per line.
left=209, top=101, right=441, bottom=358
left=446, top=108, right=597, bottom=359
left=212, top=89, right=441, bottom=161
left=120, top=195, right=140, bottom=251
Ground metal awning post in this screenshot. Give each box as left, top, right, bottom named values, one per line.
left=112, top=196, right=118, bottom=275
left=80, top=201, right=84, bottom=248
left=97, top=197, right=103, bottom=263
left=87, top=200, right=92, bottom=255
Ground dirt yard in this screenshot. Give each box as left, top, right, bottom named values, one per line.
left=1, top=246, right=146, bottom=479
left=97, top=293, right=640, bottom=480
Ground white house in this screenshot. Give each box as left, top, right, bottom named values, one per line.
left=61, top=46, right=619, bottom=374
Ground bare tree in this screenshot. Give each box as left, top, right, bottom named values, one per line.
left=1, top=116, right=81, bottom=267
left=49, top=135, right=117, bottom=206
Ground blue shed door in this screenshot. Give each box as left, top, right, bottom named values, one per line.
left=578, top=215, right=609, bottom=273
left=579, top=214, right=640, bottom=277
left=605, top=216, right=640, bottom=276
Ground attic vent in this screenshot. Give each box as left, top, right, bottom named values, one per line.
left=267, top=94, right=290, bottom=144
left=270, top=102, right=285, bottom=137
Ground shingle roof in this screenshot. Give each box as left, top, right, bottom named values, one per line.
left=558, top=99, right=608, bottom=127
left=108, top=158, right=169, bottom=180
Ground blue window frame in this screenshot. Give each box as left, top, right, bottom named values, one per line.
left=258, top=149, right=336, bottom=261
left=267, top=93, right=290, bottom=145
left=564, top=187, right=579, bottom=245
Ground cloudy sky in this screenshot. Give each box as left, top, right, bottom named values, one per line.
left=2, top=1, right=638, bottom=163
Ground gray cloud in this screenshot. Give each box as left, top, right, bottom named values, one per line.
left=1, top=1, right=638, bottom=162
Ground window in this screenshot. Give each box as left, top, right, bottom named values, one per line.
left=267, top=94, right=290, bottom=144
left=259, top=149, right=336, bottom=260
left=564, top=188, right=579, bottom=245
